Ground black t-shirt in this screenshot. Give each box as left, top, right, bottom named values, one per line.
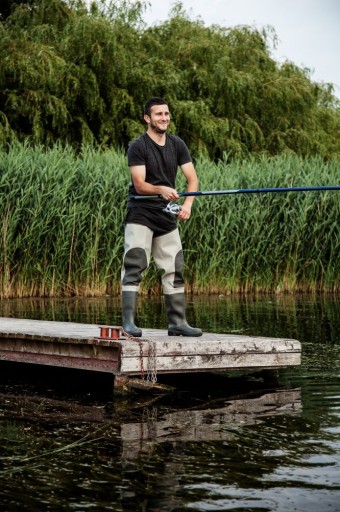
left=124, top=133, right=192, bottom=236
left=127, top=133, right=192, bottom=209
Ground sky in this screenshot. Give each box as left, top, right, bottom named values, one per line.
left=137, top=0, right=340, bottom=99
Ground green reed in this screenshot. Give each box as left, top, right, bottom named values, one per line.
left=0, top=143, right=127, bottom=297
left=185, top=154, right=340, bottom=293
left=0, top=143, right=339, bottom=297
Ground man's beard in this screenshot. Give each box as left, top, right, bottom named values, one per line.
left=150, top=120, right=168, bottom=134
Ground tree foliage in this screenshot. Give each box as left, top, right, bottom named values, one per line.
left=0, top=0, right=339, bottom=158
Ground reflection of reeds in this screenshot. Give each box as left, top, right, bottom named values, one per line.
left=0, top=433, right=106, bottom=476
left=1, top=144, right=339, bottom=297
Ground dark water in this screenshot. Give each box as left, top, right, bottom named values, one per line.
left=0, top=295, right=340, bottom=512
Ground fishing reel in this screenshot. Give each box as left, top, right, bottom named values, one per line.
left=163, top=202, right=182, bottom=217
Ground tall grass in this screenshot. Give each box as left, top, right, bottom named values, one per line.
left=183, top=153, right=340, bottom=293
left=0, top=143, right=127, bottom=298
left=0, top=143, right=339, bottom=297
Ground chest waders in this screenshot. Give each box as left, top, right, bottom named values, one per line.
left=121, top=223, right=202, bottom=337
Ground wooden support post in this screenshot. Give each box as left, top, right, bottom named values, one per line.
left=113, top=374, right=175, bottom=395
left=113, top=374, right=130, bottom=395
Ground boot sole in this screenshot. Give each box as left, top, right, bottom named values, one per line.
left=124, top=330, right=142, bottom=337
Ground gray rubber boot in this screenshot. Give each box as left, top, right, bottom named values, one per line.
left=164, top=293, right=202, bottom=337
left=122, top=291, right=142, bottom=337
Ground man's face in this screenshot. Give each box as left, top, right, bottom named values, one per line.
left=145, top=104, right=170, bottom=134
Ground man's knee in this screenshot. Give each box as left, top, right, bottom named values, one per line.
left=173, top=249, right=185, bottom=287
left=122, top=247, right=148, bottom=286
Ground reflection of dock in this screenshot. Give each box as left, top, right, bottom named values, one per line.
left=120, top=389, right=302, bottom=458
left=0, top=318, right=301, bottom=392
left=0, top=387, right=301, bottom=447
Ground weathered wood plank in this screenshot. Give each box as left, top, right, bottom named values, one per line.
left=0, top=317, right=100, bottom=340
left=119, top=336, right=301, bottom=357
left=119, top=351, right=301, bottom=374
left=0, top=338, right=120, bottom=360
left=0, top=350, right=119, bottom=372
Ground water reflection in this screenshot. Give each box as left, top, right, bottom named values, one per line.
left=0, top=378, right=303, bottom=511
left=0, top=385, right=302, bottom=446
left=120, top=388, right=301, bottom=459
left=0, top=294, right=340, bottom=511
left=1, top=293, right=339, bottom=345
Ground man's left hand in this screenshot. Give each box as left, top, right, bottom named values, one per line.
left=177, top=203, right=192, bottom=220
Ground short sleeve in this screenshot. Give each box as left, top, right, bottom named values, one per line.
left=127, top=139, right=146, bottom=166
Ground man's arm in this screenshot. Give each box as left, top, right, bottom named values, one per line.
left=130, top=165, right=179, bottom=201
left=178, top=162, right=199, bottom=221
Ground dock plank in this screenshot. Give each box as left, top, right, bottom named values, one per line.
left=0, top=317, right=100, bottom=341
left=119, top=336, right=300, bottom=356
left=119, top=352, right=300, bottom=374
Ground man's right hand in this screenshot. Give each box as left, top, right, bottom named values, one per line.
left=159, top=186, right=180, bottom=201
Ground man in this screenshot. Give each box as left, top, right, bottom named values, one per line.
left=121, top=97, right=202, bottom=337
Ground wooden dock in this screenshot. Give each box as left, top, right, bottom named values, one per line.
left=0, top=317, right=301, bottom=392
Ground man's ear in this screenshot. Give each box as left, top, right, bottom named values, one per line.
left=144, top=114, right=150, bottom=124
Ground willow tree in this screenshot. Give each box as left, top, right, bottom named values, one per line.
left=0, top=0, right=145, bottom=147
left=141, top=5, right=340, bottom=159
left=0, top=0, right=339, bottom=158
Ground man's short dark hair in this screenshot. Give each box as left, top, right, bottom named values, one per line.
left=144, top=97, right=168, bottom=117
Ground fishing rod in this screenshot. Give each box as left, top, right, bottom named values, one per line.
left=131, top=185, right=340, bottom=200
left=131, top=185, right=340, bottom=215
